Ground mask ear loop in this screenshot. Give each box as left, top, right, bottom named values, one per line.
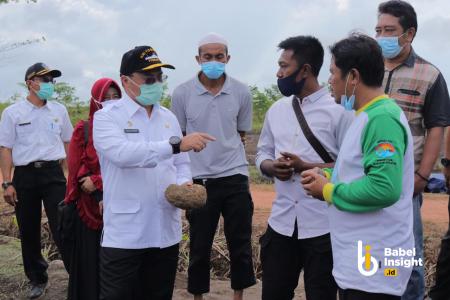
left=126, top=76, right=140, bottom=99
left=344, top=72, right=350, bottom=98
left=351, top=80, right=357, bottom=96
left=92, top=97, right=102, bottom=110
left=29, top=80, right=40, bottom=95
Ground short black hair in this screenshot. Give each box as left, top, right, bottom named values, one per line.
left=378, top=0, right=417, bottom=34
left=278, top=36, right=324, bottom=77
left=330, top=34, right=384, bottom=88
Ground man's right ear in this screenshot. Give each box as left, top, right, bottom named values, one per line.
left=195, top=56, right=201, bottom=65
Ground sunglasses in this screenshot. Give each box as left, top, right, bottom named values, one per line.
left=33, top=76, right=55, bottom=84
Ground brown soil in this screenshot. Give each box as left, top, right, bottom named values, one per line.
left=250, top=185, right=449, bottom=229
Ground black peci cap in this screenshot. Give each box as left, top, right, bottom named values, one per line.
left=120, top=46, right=175, bottom=76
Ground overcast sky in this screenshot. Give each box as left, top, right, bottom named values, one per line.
left=0, top=0, right=449, bottom=103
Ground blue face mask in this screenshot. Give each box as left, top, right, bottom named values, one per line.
left=129, top=77, right=163, bottom=106
left=340, top=73, right=357, bottom=111
left=376, top=32, right=407, bottom=59
left=35, top=82, right=55, bottom=100
left=201, top=61, right=226, bottom=79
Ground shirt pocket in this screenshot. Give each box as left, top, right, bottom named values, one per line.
left=108, top=198, right=142, bottom=233
left=15, top=122, right=33, bottom=144
left=45, top=120, right=62, bottom=146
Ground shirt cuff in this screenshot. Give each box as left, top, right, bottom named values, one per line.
left=323, top=183, right=334, bottom=204
left=323, top=169, right=331, bottom=180
left=177, top=177, right=192, bottom=185
left=255, top=154, right=274, bottom=176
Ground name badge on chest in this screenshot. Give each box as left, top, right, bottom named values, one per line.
left=124, top=129, right=140, bottom=133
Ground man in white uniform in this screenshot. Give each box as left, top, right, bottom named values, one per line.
left=93, top=45, right=214, bottom=300
left=0, top=63, right=73, bottom=299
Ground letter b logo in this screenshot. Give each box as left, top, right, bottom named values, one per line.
left=357, top=240, right=378, bottom=276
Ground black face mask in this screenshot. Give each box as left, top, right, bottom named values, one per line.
left=277, top=66, right=306, bottom=97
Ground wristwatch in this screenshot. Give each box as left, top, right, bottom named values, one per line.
left=441, top=158, right=450, bottom=167
left=169, top=136, right=182, bottom=154
left=2, top=181, right=13, bottom=190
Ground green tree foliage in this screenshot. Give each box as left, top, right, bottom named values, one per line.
left=160, top=82, right=171, bottom=109
left=250, top=84, right=282, bottom=133
left=53, top=82, right=80, bottom=106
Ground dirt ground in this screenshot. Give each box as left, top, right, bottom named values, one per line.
left=250, top=185, right=450, bottom=229
left=0, top=185, right=448, bottom=300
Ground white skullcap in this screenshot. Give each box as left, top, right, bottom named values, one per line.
left=198, top=32, right=228, bottom=47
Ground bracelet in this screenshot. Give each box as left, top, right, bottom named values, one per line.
left=415, top=171, right=429, bottom=183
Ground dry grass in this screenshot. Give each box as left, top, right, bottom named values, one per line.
left=423, top=221, right=447, bottom=291
left=177, top=217, right=264, bottom=280
left=0, top=202, right=447, bottom=293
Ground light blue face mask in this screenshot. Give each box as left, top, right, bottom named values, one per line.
left=376, top=32, right=407, bottom=59
left=129, top=77, right=163, bottom=106
left=340, top=73, right=357, bottom=111
left=35, top=82, right=55, bottom=100
left=201, top=61, right=226, bottom=79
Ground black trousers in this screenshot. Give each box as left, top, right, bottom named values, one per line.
left=99, top=244, right=179, bottom=300
left=187, top=174, right=256, bottom=294
left=260, top=225, right=337, bottom=300
left=429, top=195, right=450, bottom=300
left=12, top=163, right=66, bottom=284
left=67, top=213, right=101, bottom=300
left=338, top=288, right=400, bottom=300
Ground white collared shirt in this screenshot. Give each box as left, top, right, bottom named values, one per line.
left=0, top=99, right=73, bottom=166
left=93, top=94, right=191, bottom=249
left=255, top=87, right=354, bottom=239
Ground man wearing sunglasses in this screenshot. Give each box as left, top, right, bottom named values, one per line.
left=0, top=62, right=73, bottom=299
left=93, top=45, right=215, bottom=300
left=171, top=33, right=255, bottom=300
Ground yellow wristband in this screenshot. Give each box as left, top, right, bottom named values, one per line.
left=323, top=183, right=334, bottom=204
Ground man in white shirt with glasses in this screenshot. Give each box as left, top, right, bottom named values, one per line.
left=93, top=45, right=214, bottom=300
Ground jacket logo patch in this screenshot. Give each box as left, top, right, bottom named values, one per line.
left=375, top=142, right=395, bottom=158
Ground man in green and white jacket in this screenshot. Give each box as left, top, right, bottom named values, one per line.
left=302, top=34, right=415, bottom=299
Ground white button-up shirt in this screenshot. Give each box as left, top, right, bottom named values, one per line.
left=0, top=99, right=73, bottom=166
left=256, top=87, right=354, bottom=239
left=93, top=94, right=191, bottom=249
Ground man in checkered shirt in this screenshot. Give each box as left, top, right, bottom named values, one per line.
left=375, top=1, right=450, bottom=299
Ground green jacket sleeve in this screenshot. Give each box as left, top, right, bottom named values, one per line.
left=327, top=114, right=407, bottom=213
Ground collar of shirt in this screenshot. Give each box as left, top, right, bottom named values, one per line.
left=23, top=98, right=52, bottom=111
left=298, top=86, right=328, bottom=105
left=385, top=48, right=417, bottom=72
left=194, top=72, right=232, bottom=96
left=121, top=93, right=162, bottom=119
left=356, top=94, right=389, bottom=115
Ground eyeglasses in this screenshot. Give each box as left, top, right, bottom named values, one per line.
left=133, top=73, right=168, bottom=85
left=33, top=76, right=55, bottom=84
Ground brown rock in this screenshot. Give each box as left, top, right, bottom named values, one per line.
left=165, top=184, right=207, bottom=210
